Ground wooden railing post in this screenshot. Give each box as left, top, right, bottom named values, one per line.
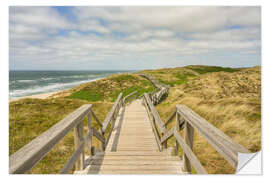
left=74, top=121, right=85, bottom=171
left=183, top=120, right=194, bottom=173
left=87, top=110, right=93, bottom=156
left=162, top=132, right=167, bottom=149
left=101, top=133, right=105, bottom=151
left=174, top=112, right=180, bottom=156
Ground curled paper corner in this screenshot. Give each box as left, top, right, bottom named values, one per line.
left=236, top=151, right=262, bottom=174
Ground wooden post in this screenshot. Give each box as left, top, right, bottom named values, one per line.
left=74, top=121, right=85, bottom=171
left=174, top=112, right=180, bottom=156
left=162, top=132, right=167, bottom=149
left=101, top=131, right=106, bottom=151
left=183, top=121, right=194, bottom=173
left=87, top=111, right=93, bottom=156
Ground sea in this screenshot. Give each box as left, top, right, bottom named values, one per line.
left=9, top=70, right=133, bottom=99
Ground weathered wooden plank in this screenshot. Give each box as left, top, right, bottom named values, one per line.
left=116, top=143, right=157, bottom=146
left=9, top=104, right=92, bottom=174
left=104, top=107, right=124, bottom=148
left=176, top=104, right=249, bottom=168
left=87, top=112, right=93, bottom=156
left=174, top=131, right=207, bottom=174
left=174, top=113, right=180, bottom=156
left=164, top=110, right=176, bottom=127
left=92, top=156, right=182, bottom=161
left=123, top=91, right=137, bottom=105
left=102, top=93, right=122, bottom=133
left=60, top=141, right=85, bottom=174
left=144, top=98, right=162, bottom=151
left=183, top=121, right=194, bottom=173
left=87, top=169, right=182, bottom=174
left=92, top=127, right=105, bottom=143
left=74, top=121, right=85, bottom=170
left=160, top=127, right=174, bottom=143
left=138, top=74, right=161, bottom=88
left=102, top=151, right=169, bottom=156
left=144, top=93, right=166, bottom=133
left=91, top=110, right=103, bottom=128
left=87, top=165, right=183, bottom=171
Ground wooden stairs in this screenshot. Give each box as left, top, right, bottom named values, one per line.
left=10, top=74, right=250, bottom=174
left=75, top=99, right=184, bottom=174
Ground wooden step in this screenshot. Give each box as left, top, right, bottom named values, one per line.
left=86, top=165, right=183, bottom=171
left=102, top=151, right=169, bottom=156
left=89, top=160, right=183, bottom=166
left=77, top=99, right=185, bottom=174
left=85, top=169, right=182, bottom=174
left=92, top=155, right=181, bottom=161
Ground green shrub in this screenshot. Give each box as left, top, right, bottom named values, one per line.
left=110, top=75, right=135, bottom=82
left=68, top=90, right=104, bottom=101
left=187, top=66, right=239, bottom=74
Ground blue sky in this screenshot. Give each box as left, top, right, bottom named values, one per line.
left=9, top=6, right=261, bottom=70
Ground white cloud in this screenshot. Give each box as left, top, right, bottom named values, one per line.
left=72, top=7, right=260, bottom=33
left=10, top=7, right=70, bottom=29
left=9, top=6, right=261, bottom=70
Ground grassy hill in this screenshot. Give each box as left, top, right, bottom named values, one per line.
left=138, top=65, right=261, bottom=174
left=9, top=66, right=261, bottom=174
left=9, top=73, right=155, bottom=173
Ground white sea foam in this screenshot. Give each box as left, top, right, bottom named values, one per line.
left=9, top=78, right=103, bottom=98
left=41, top=77, right=55, bottom=81
left=17, top=80, right=36, bottom=83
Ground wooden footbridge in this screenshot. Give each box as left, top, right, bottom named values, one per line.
left=9, top=74, right=249, bottom=174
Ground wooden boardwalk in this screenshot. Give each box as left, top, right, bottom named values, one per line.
left=9, top=74, right=250, bottom=174
left=76, top=99, right=184, bottom=174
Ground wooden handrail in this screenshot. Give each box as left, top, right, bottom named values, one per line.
left=122, top=91, right=138, bottom=105
left=140, top=74, right=250, bottom=174
left=174, top=132, right=207, bottom=174
left=91, top=110, right=103, bottom=128
left=144, top=96, right=162, bottom=151
left=60, top=139, right=85, bottom=174
left=10, top=91, right=129, bottom=174
left=102, top=93, right=123, bottom=133
left=138, top=74, right=163, bottom=89
left=164, top=110, right=176, bottom=127
left=9, top=104, right=92, bottom=174
left=160, top=128, right=174, bottom=144
left=176, top=104, right=250, bottom=169
left=143, top=93, right=166, bottom=134
left=156, top=104, right=250, bottom=174
left=139, top=74, right=169, bottom=105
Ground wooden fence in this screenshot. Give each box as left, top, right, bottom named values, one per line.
left=142, top=93, right=250, bottom=174
left=139, top=74, right=169, bottom=105
left=9, top=91, right=137, bottom=174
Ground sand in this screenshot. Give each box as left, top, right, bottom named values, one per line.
left=9, top=76, right=111, bottom=103
left=9, top=91, right=61, bottom=102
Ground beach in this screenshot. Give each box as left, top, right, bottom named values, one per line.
left=9, top=91, right=61, bottom=102
left=9, top=70, right=132, bottom=101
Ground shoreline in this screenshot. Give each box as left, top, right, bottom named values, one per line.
left=9, top=74, right=124, bottom=102
left=9, top=91, right=62, bottom=102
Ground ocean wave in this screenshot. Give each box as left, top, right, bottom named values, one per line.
left=9, top=78, right=102, bottom=98
left=41, top=77, right=56, bottom=81
left=61, top=74, right=101, bottom=79
left=17, top=80, right=36, bottom=83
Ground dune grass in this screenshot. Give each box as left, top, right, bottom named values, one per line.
left=65, top=74, right=155, bottom=102
left=138, top=67, right=198, bottom=87
left=186, top=65, right=239, bottom=74
left=9, top=73, right=156, bottom=174
left=149, top=66, right=261, bottom=174
left=9, top=66, right=261, bottom=174
left=9, top=98, right=113, bottom=174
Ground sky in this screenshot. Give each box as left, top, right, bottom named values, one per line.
left=9, top=6, right=261, bottom=70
